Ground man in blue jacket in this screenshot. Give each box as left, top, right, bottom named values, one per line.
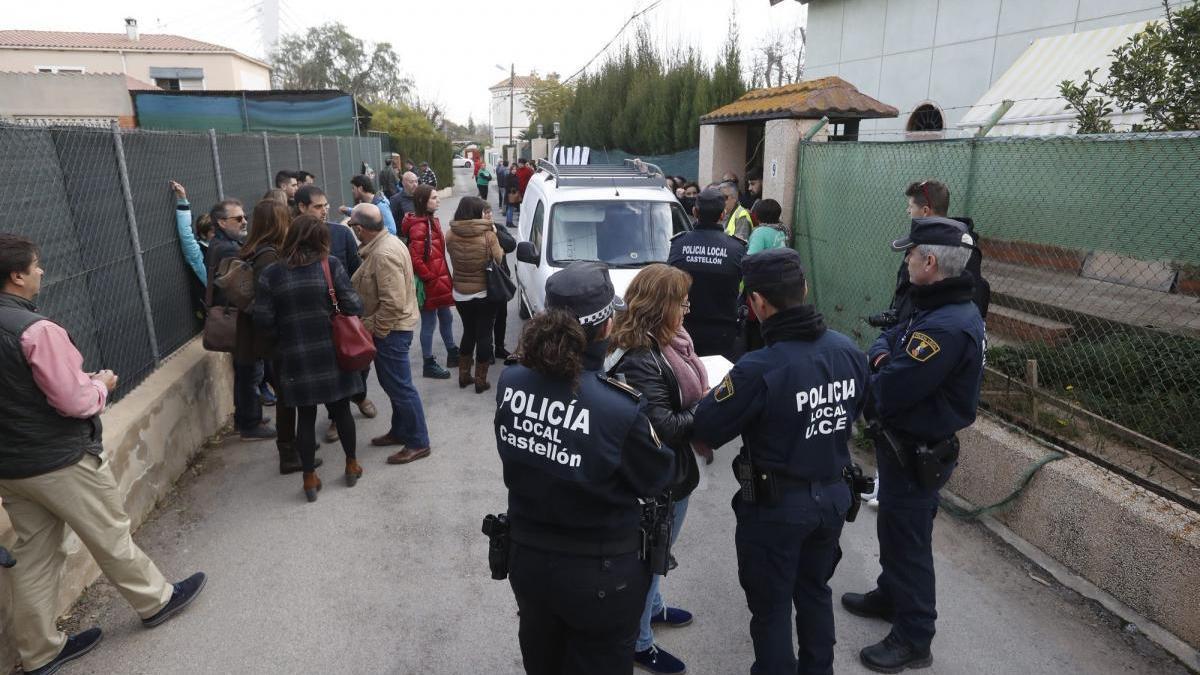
left=842, top=219, right=985, bottom=673
left=693, top=248, right=868, bottom=675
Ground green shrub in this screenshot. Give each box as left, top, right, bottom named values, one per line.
left=988, top=332, right=1200, bottom=455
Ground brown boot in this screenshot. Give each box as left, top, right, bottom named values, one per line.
left=344, top=458, right=364, bottom=487
left=302, top=471, right=322, bottom=502
left=458, top=356, right=474, bottom=389
left=474, top=361, right=491, bottom=394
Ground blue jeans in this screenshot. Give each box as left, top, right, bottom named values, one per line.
left=636, top=496, right=689, bottom=651
left=233, top=362, right=263, bottom=432
left=373, top=331, right=430, bottom=447
left=420, top=306, right=455, bottom=359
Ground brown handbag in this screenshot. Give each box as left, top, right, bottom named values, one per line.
left=202, top=265, right=237, bottom=353
left=320, top=258, right=377, bottom=371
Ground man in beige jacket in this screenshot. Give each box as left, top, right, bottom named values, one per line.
left=348, top=204, right=431, bottom=465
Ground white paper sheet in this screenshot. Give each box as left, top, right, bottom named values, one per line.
left=700, top=355, right=734, bottom=387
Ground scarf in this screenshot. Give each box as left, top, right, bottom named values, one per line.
left=913, top=272, right=976, bottom=311
left=760, top=305, right=827, bottom=345
left=661, top=328, right=708, bottom=408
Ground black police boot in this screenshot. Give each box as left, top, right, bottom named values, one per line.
left=842, top=589, right=894, bottom=621
left=859, top=633, right=932, bottom=673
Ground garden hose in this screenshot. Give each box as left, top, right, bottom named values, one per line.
left=942, top=450, right=1068, bottom=520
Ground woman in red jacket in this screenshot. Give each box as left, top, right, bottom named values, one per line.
left=402, top=185, right=457, bottom=379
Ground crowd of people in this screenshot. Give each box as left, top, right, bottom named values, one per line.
left=0, top=156, right=987, bottom=674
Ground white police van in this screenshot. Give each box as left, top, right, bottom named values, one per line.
left=513, top=159, right=693, bottom=319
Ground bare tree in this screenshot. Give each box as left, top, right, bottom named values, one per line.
left=751, top=22, right=806, bottom=88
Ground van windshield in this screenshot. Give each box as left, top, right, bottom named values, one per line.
left=547, top=201, right=682, bottom=267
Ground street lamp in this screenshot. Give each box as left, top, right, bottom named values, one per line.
left=494, top=63, right=515, bottom=160
left=553, top=121, right=561, bottom=137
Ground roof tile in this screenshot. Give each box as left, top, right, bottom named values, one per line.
left=700, top=76, right=898, bottom=123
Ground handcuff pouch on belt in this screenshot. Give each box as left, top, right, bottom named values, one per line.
left=640, top=491, right=675, bottom=576
left=481, top=513, right=510, bottom=580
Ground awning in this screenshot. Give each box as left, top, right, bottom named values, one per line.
left=958, top=21, right=1152, bottom=137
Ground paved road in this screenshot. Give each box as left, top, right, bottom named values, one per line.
left=59, top=194, right=1186, bottom=674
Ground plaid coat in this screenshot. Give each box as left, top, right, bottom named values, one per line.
left=253, top=256, right=365, bottom=408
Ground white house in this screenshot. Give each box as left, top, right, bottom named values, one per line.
left=489, top=74, right=537, bottom=150
left=797, top=0, right=1186, bottom=139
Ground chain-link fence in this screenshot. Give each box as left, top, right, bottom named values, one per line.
left=0, top=123, right=383, bottom=402
left=793, top=132, right=1200, bottom=511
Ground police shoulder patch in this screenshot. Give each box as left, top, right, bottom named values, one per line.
left=600, top=374, right=642, bottom=400
left=714, top=374, right=735, bottom=402
left=906, top=331, right=941, bottom=362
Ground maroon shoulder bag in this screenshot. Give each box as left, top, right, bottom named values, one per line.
left=320, top=258, right=376, bottom=371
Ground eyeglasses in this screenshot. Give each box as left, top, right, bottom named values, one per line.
left=919, top=180, right=934, bottom=210
left=680, top=301, right=691, bottom=313
left=222, top=214, right=247, bottom=222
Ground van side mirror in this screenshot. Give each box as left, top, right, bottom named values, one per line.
left=516, top=241, right=540, bottom=265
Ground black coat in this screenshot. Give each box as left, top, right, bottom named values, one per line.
left=253, top=256, right=365, bottom=408
left=609, top=343, right=700, bottom=499
left=234, top=245, right=279, bottom=365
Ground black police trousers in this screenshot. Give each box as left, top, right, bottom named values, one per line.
left=733, top=481, right=849, bottom=675
left=874, top=440, right=957, bottom=651
left=508, top=542, right=650, bottom=675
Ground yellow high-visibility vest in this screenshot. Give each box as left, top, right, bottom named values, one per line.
left=725, top=204, right=751, bottom=237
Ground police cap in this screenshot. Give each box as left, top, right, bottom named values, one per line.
left=545, top=261, right=627, bottom=325
left=697, top=187, right=725, bottom=212
left=890, top=218, right=975, bottom=251
left=742, top=248, right=806, bottom=293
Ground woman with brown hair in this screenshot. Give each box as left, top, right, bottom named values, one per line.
left=445, top=196, right=505, bottom=392
left=236, top=200, right=311, bottom=474
left=253, top=215, right=364, bottom=502
left=605, top=263, right=707, bottom=674
left=401, top=185, right=457, bottom=379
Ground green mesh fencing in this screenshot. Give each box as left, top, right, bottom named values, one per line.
left=793, top=132, right=1200, bottom=510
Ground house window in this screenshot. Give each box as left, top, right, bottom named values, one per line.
left=907, top=104, right=944, bottom=132
left=149, top=67, right=204, bottom=91
left=155, top=78, right=181, bottom=90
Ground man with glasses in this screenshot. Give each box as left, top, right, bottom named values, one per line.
left=294, top=185, right=376, bottom=443
left=206, top=200, right=276, bottom=441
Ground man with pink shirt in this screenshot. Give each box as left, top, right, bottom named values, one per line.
left=0, top=234, right=206, bottom=675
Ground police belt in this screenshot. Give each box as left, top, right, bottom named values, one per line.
left=509, top=520, right=641, bottom=557
left=771, top=471, right=843, bottom=490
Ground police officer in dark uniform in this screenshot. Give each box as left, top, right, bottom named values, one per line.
left=692, top=248, right=869, bottom=675
left=842, top=220, right=986, bottom=673
left=493, top=261, right=676, bottom=675
left=668, top=186, right=746, bottom=358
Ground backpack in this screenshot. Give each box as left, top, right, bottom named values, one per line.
left=213, top=247, right=274, bottom=311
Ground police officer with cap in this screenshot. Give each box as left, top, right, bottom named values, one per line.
left=668, top=186, right=747, bottom=358
left=494, top=261, right=676, bottom=675
left=842, top=220, right=985, bottom=673
left=692, top=248, right=868, bottom=675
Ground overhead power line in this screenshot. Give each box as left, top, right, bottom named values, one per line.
left=563, top=0, right=665, bottom=84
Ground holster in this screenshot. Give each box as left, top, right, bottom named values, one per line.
left=913, top=436, right=960, bottom=490
left=481, top=514, right=510, bottom=580
left=640, top=492, right=675, bottom=576
left=842, top=463, right=874, bottom=523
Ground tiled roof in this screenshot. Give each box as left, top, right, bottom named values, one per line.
left=700, top=76, right=899, bottom=123
left=489, top=75, right=540, bottom=91
left=0, top=30, right=269, bottom=67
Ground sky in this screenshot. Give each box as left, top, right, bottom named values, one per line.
left=5, top=0, right=807, bottom=123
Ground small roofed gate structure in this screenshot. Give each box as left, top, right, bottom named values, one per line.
left=698, top=76, right=897, bottom=229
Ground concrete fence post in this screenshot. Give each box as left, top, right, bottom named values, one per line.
left=318, top=136, right=328, bottom=197
left=209, top=128, right=225, bottom=200
left=262, top=131, right=272, bottom=188
left=295, top=133, right=303, bottom=167
left=109, top=121, right=161, bottom=364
